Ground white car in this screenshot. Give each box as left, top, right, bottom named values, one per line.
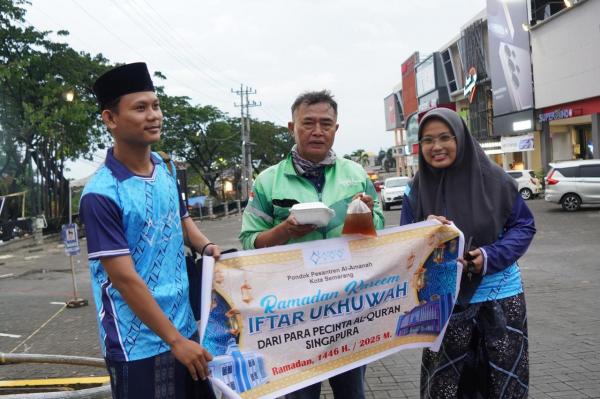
left=544, top=159, right=600, bottom=211
left=506, top=170, right=543, bottom=200
left=381, top=176, right=410, bottom=211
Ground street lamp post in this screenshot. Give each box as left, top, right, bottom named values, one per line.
left=63, top=89, right=87, bottom=308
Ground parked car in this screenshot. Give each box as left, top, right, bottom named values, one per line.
left=506, top=169, right=543, bottom=200
left=381, top=176, right=410, bottom=211
left=373, top=180, right=383, bottom=193
left=544, top=159, right=600, bottom=211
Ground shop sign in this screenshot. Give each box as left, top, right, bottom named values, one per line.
left=500, top=133, right=534, bottom=153
left=464, top=67, right=477, bottom=103
left=538, top=108, right=573, bottom=123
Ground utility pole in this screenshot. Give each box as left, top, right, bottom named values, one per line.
left=232, top=85, right=261, bottom=201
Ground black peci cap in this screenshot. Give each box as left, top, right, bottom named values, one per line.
left=93, top=62, right=155, bottom=109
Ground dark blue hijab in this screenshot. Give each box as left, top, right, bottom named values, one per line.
left=409, top=108, right=517, bottom=248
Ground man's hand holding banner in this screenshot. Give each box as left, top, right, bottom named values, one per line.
left=200, top=221, right=463, bottom=399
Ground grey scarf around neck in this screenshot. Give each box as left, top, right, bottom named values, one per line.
left=291, top=144, right=337, bottom=177
left=408, top=107, right=517, bottom=248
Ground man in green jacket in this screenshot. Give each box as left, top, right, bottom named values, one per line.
left=239, top=90, right=384, bottom=399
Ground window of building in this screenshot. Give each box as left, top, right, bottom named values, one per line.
left=531, top=0, right=571, bottom=24
left=441, top=49, right=458, bottom=93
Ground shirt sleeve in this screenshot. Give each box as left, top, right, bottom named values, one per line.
left=239, top=178, right=275, bottom=250
left=80, top=193, right=130, bottom=260
left=480, top=192, right=536, bottom=274
left=400, top=191, right=415, bottom=226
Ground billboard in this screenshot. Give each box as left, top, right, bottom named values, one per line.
left=415, top=56, right=435, bottom=97
left=487, top=0, right=533, bottom=117
left=402, top=52, right=419, bottom=116
left=384, top=93, right=403, bottom=131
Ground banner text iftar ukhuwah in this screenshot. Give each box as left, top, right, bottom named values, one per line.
left=201, top=221, right=462, bottom=399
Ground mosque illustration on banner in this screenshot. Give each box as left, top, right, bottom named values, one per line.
left=209, top=338, right=269, bottom=393
left=204, top=272, right=270, bottom=393
left=396, top=236, right=459, bottom=337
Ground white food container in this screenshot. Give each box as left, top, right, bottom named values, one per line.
left=290, top=202, right=335, bottom=227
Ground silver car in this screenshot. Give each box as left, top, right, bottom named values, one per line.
left=381, top=176, right=410, bottom=211
left=544, top=159, right=600, bottom=211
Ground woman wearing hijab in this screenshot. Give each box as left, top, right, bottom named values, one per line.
left=400, top=107, right=536, bottom=398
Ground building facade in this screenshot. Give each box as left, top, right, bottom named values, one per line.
left=384, top=0, right=600, bottom=174
left=530, top=0, right=600, bottom=171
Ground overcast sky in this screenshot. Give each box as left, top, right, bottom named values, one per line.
left=24, top=0, right=486, bottom=179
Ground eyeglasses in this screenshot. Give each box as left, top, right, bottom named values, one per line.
left=419, top=133, right=456, bottom=147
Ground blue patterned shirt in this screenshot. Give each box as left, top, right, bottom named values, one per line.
left=80, top=148, right=195, bottom=361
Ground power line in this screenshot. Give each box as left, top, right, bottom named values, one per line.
left=132, top=0, right=240, bottom=89
left=31, top=1, right=287, bottom=131
left=69, top=0, right=229, bottom=105
left=257, top=106, right=289, bottom=126
left=106, top=0, right=231, bottom=104
left=123, top=0, right=229, bottom=92
left=25, top=3, right=96, bottom=52
left=68, top=0, right=148, bottom=60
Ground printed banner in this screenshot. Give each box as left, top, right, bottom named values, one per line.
left=501, top=133, right=534, bottom=153
left=487, top=0, right=533, bottom=116
left=61, top=223, right=80, bottom=256
left=200, top=221, right=463, bottom=399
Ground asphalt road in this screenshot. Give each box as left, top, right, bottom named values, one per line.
left=1, top=198, right=599, bottom=398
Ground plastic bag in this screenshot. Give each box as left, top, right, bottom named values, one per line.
left=342, top=198, right=377, bottom=236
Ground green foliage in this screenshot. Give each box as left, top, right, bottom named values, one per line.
left=350, top=149, right=370, bottom=167
left=0, top=0, right=292, bottom=210
left=158, top=95, right=292, bottom=197
left=158, top=95, right=239, bottom=197
left=248, top=119, right=294, bottom=173
left=0, top=0, right=111, bottom=219
left=383, top=147, right=396, bottom=172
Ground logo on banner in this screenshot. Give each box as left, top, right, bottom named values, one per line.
left=303, top=242, right=351, bottom=267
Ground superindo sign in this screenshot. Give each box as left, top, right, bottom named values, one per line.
left=200, top=222, right=463, bottom=399
left=538, top=108, right=573, bottom=123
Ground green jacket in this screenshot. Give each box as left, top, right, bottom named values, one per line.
left=239, top=154, right=385, bottom=249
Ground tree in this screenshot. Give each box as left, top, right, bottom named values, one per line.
left=159, top=102, right=293, bottom=199
left=158, top=95, right=240, bottom=197
left=247, top=119, right=294, bottom=174
left=0, top=0, right=111, bottom=222
left=376, top=149, right=386, bottom=167
left=383, top=147, right=397, bottom=172
left=0, top=0, right=294, bottom=215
